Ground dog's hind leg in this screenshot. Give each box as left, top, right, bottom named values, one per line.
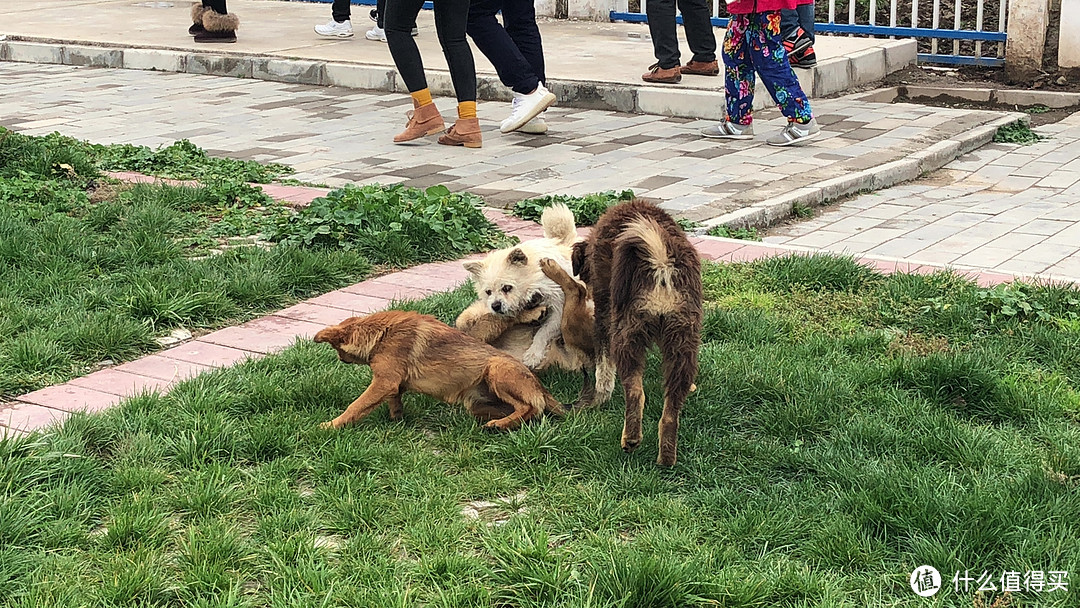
left=572, top=367, right=596, bottom=409
left=387, top=389, right=405, bottom=421
left=482, top=360, right=547, bottom=431
left=613, top=325, right=651, bottom=453
left=656, top=316, right=701, bottom=466
left=322, top=375, right=402, bottom=429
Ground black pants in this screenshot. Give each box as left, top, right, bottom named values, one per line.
left=202, top=0, right=227, bottom=14
left=331, top=0, right=351, bottom=23
left=467, top=0, right=545, bottom=94
left=646, top=0, right=716, bottom=69
left=780, top=3, right=815, bottom=42
left=386, top=0, right=476, bottom=102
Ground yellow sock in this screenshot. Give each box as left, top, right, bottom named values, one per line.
left=410, top=89, right=433, bottom=107
left=458, top=101, right=477, bottom=119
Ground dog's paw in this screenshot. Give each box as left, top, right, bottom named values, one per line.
left=621, top=434, right=642, bottom=453
left=522, top=346, right=546, bottom=369
left=482, top=420, right=505, bottom=433
left=538, top=257, right=560, bottom=276
left=319, top=420, right=336, bottom=430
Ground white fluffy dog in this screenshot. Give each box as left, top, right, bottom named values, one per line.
left=456, top=204, right=579, bottom=369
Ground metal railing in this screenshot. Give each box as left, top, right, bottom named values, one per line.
left=610, top=0, right=1008, bottom=66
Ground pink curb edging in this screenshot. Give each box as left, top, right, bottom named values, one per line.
left=3, top=175, right=1071, bottom=436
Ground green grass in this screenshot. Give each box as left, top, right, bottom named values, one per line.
left=0, top=130, right=510, bottom=398
left=3, top=255, right=1079, bottom=607
left=707, top=225, right=763, bottom=241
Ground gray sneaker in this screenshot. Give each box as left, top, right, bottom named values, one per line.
left=701, top=121, right=754, bottom=139
left=766, top=118, right=820, bottom=146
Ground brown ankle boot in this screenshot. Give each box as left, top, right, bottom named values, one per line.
left=394, top=102, right=445, bottom=143
left=438, top=117, right=482, bottom=148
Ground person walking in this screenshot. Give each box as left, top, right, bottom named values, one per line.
left=188, top=0, right=239, bottom=43
left=386, top=0, right=482, bottom=147
left=641, top=0, right=718, bottom=84
left=466, top=0, right=556, bottom=134
left=781, top=0, right=817, bottom=67
left=314, top=0, right=419, bottom=42
left=699, top=0, right=819, bottom=145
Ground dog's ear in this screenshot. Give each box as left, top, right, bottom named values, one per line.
left=463, top=261, right=483, bottom=276
left=508, top=248, right=528, bottom=266
left=571, top=241, right=589, bottom=281
left=313, top=325, right=344, bottom=346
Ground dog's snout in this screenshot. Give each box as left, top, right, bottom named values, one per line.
left=491, top=300, right=504, bottom=313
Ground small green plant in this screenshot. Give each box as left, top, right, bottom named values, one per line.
left=977, top=283, right=1079, bottom=325
left=706, top=225, right=762, bottom=241
left=511, top=190, right=635, bottom=226
left=270, top=184, right=513, bottom=266
left=993, top=122, right=1042, bottom=145
left=792, top=202, right=814, bottom=218
left=1025, top=105, right=1051, bottom=114
left=675, top=218, right=700, bottom=232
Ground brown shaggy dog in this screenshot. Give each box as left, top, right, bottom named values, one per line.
left=314, top=311, right=566, bottom=431
left=573, top=200, right=702, bottom=466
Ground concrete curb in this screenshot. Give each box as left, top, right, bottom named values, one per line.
left=696, top=111, right=1029, bottom=233
left=0, top=36, right=915, bottom=120
left=857, top=85, right=1080, bottom=109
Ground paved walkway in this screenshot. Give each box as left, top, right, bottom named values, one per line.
left=3, top=0, right=911, bottom=100
left=0, top=62, right=1011, bottom=221
left=768, top=112, right=1080, bottom=281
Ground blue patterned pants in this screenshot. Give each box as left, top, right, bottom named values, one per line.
left=723, top=12, right=813, bottom=125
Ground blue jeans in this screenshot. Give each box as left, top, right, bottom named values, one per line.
left=780, top=3, right=815, bottom=42
left=466, top=0, right=546, bottom=94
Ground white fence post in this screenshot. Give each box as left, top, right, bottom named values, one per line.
left=1060, top=0, right=1080, bottom=72
left=1005, top=0, right=1049, bottom=80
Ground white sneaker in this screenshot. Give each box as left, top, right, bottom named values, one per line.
left=766, top=118, right=820, bottom=146
left=500, top=84, right=556, bottom=133
left=517, top=115, right=548, bottom=134
left=314, top=19, right=353, bottom=38
left=365, top=25, right=387, bottom=42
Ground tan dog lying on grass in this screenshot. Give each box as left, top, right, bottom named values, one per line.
left=314, top=310, right=566, bottom=431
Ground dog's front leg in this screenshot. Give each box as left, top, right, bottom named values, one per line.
left=322, top=378, right=400, bottom=429
left=522, top=300, right=562, bottom=368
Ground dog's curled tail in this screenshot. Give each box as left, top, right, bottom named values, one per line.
left=617, top=216, right=676, bottom=291
left=540, top=203, right=577, bottom=248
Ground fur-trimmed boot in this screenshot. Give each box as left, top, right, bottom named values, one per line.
left=438, top=117, right=482, bottom=148
left=195, top=8, right=238, bottom=43
left=393, top=101, right=445, bottom=143
left=189, top=3, right=206, bottom=35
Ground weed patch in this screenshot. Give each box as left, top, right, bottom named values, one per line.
left=511, top=189, right=635, bottom=226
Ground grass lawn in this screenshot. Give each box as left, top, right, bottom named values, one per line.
left=3, top=255, right=1078, bottom=607
left=0, top=129, right=508, bottom=398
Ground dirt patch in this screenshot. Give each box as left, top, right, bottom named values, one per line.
left=870, top=65, right=1080, bottom=127
left=884, top=64, right=1080, bottom=94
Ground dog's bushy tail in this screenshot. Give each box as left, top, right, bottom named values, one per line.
left=612, top=217, right=677, bottom=307
left=540, top=203, right=577, bottom=248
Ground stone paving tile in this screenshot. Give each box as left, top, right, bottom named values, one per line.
left=112, top=355, right=215, bottom=382
left=159, top=341, right=254, bottom=368
left=200, top=316, right=327, bottom=354
left=772, top=113, right=1080, bottom=277
left=17, top=384, right=120, bottom=413
left=67, top=369, right=174, bottom=397
left=0, top=62, right=1009, bottom=222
